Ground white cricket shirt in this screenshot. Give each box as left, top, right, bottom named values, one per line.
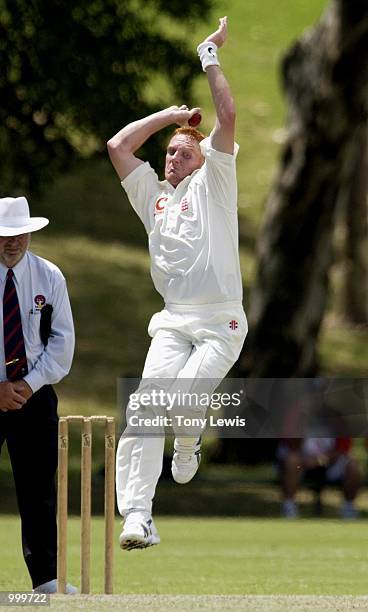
left=0, top=251, right=75, bottom=392
left=121, top=137, right=243, bottom=305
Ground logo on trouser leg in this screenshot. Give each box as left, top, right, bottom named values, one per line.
left=229, top=320, right=238, bottom=330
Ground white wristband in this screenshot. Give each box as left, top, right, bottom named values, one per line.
left=197, top=41, right=220, bottom=72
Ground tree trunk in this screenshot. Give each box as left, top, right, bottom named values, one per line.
left=343, top=128, right=368, bottom=325
left=239, top=0, right=368, bottom=377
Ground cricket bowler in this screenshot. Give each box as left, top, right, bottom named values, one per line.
left=108, top=16, right=247, bottom=550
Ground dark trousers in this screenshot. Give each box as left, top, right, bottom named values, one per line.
left=0, top=386, right=58, bottom=589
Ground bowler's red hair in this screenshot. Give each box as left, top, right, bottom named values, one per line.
left=172, top=126, right=206, bottom=143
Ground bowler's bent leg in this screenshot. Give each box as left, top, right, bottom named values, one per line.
left=116, top=328, right=192, bottom=517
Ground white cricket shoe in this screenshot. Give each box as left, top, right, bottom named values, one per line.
left=171, top=438, right=201, bottom=484
left=119, top=512, right=160, bottom=551
left=33, top=579, right=78, bottom=594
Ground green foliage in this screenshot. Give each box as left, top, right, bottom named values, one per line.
left=0, top=0, right=212, bottom=194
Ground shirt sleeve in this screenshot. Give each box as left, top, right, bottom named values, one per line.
left=121, top=162, right=161, bottom=233
left=200, top=136, right=239, bottom=212
left=24, top=272, right=75, bottom=393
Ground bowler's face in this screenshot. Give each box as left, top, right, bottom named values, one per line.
left=165, top=135, right=204, bottom=187
left=0, top=233, right=30, bottom=268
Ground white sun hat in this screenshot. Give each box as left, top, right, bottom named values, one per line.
left=0, top=197, right=49, bottom=236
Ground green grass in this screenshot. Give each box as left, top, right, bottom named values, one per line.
left=1, top=5, right=367, bottom=608
left=1, top=516, right=368, bottom=596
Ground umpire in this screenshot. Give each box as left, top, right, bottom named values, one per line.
left=0, top=196, right=76, bottom=594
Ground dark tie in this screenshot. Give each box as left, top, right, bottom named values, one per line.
left=3, top=268, right=28, bottom=381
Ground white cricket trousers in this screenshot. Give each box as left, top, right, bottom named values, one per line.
left=116, top=301, right=248, bottom=517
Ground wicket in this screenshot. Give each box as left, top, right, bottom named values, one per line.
left=57, top=415, right=116, bottom=594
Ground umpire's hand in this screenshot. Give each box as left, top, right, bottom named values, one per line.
left=0, top=381, right=27, bottom=411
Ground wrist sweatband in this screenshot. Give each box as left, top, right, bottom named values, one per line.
left=197, top=41, right=220, bottom=72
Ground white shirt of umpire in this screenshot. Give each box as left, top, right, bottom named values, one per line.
left=0, top=251, right=75, bottom=392
left=121, top=135, right=243, bottom=306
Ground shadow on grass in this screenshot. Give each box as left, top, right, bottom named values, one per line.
left=34, top=158, right=147, bottom=248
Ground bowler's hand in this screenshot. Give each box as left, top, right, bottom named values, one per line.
left=0, top=381, right=27, bottom=411
left=13, top=380, right=33, bottom=402
left=204, top=16, right=228, bottom=48
left=166, top=105, right=201, bottom=127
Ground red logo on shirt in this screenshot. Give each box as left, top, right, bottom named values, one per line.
left=229, top=320, right=238, bottom=330
left=181, top=198, right=189, bottom=212
left=34, top=294, right=46, bottom=310
left=154, top=197, right=168, bottom=215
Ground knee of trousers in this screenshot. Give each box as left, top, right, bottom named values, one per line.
left=223, top=323, right=248, bottom=366
left=123, top=396, right=166, bottom=437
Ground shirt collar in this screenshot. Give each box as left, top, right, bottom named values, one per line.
left=161, top=170, right=198, bottom=195
left=160, top=179, right=175, bottom=194
left=0, top=252, right=28, bottom=284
